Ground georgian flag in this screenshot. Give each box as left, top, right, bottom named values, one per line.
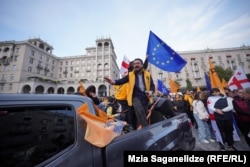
left=207, top=96, right=224, bottom=144
left=228, top=66, right=250, bottom=91
left=207, top=96, right=240, bottom=144
left=120, top=55, right=130, bottom=75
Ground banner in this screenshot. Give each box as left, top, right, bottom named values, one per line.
left=146, top=31, right=186, bottom=72
left=208, top=58, right=225, bottom=94
left=207, top=96, right=240, bottom=144
left=157, top=79, right=169, bottom=95
left=120, top=55, right=130, bottom=75
left=169, top=78, right=180, bottom=93
left=228, top=66, right=250, bottom=90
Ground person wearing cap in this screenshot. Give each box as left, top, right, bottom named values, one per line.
left=104, top=58, right=155, bottom=129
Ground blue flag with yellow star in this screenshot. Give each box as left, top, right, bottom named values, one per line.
left=146, top=31, right=187, bottom=72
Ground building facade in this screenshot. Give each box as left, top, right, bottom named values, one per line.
left=148, top=46, right=250, bottom=91
left=1, top=37, right=250, bottom=95
left=0, top=38, right=120, bottom=96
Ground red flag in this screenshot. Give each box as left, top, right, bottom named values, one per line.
left=228, top=66, right=250, bottom=90
left=120, top=55, right=130, bottom=75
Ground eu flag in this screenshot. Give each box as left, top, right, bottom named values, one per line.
left=146, top=31, right=187, bottom=72
left=157, top=79, right=169, bottom=95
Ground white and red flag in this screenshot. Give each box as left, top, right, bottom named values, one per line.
left=228, top=66, right=250, bottom=90
left=207, top=96, right=240, bottom=144
left=120, top=55, right=130, bottom=75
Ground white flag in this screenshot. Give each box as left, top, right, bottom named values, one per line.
left=228, top=66, right=250, bottom=90
left=207, top=96, right=224, bottom=144
left=207, top=96, right=240, bottom=144
left=120, top=55, right=130, bottom=75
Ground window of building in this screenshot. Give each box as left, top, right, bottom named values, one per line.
left=59, top=67, right=62, bottom=72
left=70, top=73, right=73, bottom=78
left=29, top=58, right=34, bottom=64
left=40, top=54, right=43, bottom=60
left=46, top=57, right=49, bottom=62
left=237, top=54, right=241, bottom=61
left=8, top=83, right=12, bottom=91
left=2, top=74, right=6, bottom=81
left=28, top=67, right=32, bottom=72
left=31, top=50, right=35, bottom=56
left=14, top=56, right=18, bottom=61
left=97, top=64, right=102, bottom=70
left=10, top=74, right=14, bottom=80
left=0, top=105, right=75, bottom=166
left=65, top=61, right=68, bottom=65
left=104, top=63, right=109, bottom=69
left=60, top=62, right=63, bottom=65
left=0, top=85, right=4, bottom=91
left=70, top=66, right=73, bottom=71
left=4, top=66, right=8, bottom=71
left=15, top=47, right=19, bottom=53
left=87, top=66, right=91, bottom=71
left=194, top=71, right=201, bottom=78
left=71, top=61, right=73, bottom=65
left=12, top=65, right=16, bottom=70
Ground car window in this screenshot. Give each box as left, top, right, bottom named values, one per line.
left=0, top=105, right=75, bottom=167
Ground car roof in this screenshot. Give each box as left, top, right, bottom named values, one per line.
left=0, top=93, right=91, bottom=103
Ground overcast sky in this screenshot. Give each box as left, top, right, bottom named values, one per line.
left=1, top=0, right=250, bottom=67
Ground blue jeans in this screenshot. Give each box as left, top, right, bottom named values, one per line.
left=193, top=112, right=212, bottom=141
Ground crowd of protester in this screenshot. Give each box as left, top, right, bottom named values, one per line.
left=81, top=56, right=250, bottom=151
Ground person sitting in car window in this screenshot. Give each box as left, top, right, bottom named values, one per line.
left=86, top=85, right=105, bottom=111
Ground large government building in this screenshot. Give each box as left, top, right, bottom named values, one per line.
left=0, top=37, right=250, bottom=95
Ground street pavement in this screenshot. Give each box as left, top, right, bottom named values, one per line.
left=192, top=126, right=250, bottom=151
